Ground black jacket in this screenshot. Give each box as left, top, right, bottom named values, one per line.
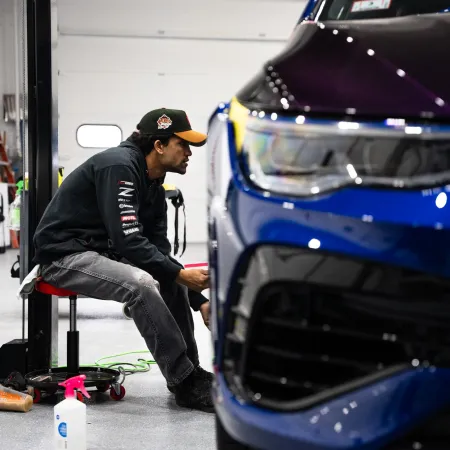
left=33, top=139, right=207, bottom=311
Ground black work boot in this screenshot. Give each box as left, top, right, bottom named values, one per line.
left=194, top=366, right=214, bottom=384
left=172, top=369, right=214, bottom=413
left=167, top=366, right=213, bottom=393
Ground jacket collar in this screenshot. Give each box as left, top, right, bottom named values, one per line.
left=120, top=139, right=166, bottom=186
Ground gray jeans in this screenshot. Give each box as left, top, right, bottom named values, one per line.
left=40, top=251, right=199, bottom=386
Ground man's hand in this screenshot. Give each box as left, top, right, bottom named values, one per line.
left=176, top=269, right=209, bottom=292
left=200, top=301, right=210, bottom=330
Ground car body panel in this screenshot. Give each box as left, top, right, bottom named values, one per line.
left=237, top=14, right=450, bottom=119
left=214, top=368, right=450, bottom=450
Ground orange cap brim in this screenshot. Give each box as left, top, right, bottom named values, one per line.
left=175, top=130, right=207, bottom=147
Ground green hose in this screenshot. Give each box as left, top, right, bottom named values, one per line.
left=73, top=351, right=157, bottom=376
left=93, top=350, right=156, bottom=375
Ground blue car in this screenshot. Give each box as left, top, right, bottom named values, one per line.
left=207, top=1, right=450, bottom=449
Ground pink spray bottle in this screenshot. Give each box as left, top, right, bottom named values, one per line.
left=54, top=375, right=90, bottom=450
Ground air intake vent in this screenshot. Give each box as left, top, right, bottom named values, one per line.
left=241, top=283, right=416, bottom=407
left=243, top=283, right=450, bottom=410
left=222, top=245, right=450, bottom=412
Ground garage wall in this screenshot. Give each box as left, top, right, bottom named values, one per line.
left=58, top=0, right=306, bottom=243
left=0, top=0, right=16, bottom=151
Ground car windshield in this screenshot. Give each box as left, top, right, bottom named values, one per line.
left=314, top=0, right=450, bottom=21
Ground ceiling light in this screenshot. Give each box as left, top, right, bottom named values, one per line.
left=308, top=239, right=321, bottom=249
left=436, top=192, right=447, bottom=209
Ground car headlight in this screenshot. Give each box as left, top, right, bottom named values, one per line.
left=239, top=117, right=450, bottom=197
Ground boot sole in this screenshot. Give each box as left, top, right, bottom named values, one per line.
left=176, top=399, right=215, bottom=414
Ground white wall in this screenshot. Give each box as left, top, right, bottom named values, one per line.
left=0, top=0, right=18, bottom=230
left=58, top=0, right=306, bottom=243
left=0, top=0, right=16, bottom=152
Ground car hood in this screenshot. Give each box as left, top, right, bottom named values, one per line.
left=237, top=13, right=450, bottom=120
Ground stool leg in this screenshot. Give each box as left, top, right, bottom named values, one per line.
left=67, top=295, right=79, bottom=375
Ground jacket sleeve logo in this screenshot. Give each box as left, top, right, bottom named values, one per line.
left=118, top=187, right=135, bottom=197
left=124, top=227, right=139, bottom=236
left=157, top=114, right=172, bottom=130
left=121, top=215, right=137, bottom=222
left=122, top=221, right=139, bottom=228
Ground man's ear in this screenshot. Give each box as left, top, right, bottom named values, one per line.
left=154, top=139, right=165, bottom=155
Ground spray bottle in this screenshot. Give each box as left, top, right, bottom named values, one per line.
left=8, top=180, right=23, bottom=231
left=54, top=375, right=90, bottom=450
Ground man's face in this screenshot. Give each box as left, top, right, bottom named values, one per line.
left=158, top=136, right=193, bottom=175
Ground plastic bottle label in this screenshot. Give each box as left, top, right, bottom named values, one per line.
left=58, top=422, right=67, bottom=438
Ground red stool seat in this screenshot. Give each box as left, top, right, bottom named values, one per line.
left=33, top=279, right=81, bottom=380
left=35, top=280, right=78, bottom=297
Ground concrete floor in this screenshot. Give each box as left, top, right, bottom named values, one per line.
left=0, top=245, right=215, bottom=450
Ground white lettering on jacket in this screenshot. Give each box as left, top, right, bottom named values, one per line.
left=123, top=227, right=139, bottom=236
left=118, top=187, right=134, bottom=197
left=122, top=221, right=139, bottom=228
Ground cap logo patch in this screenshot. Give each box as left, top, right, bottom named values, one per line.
left=157, top=114, right=172, bottom=130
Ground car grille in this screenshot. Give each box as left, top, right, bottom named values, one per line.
left=245, top=283, right=409, bottom=403
left=222, top=246, right=450, bottom=412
